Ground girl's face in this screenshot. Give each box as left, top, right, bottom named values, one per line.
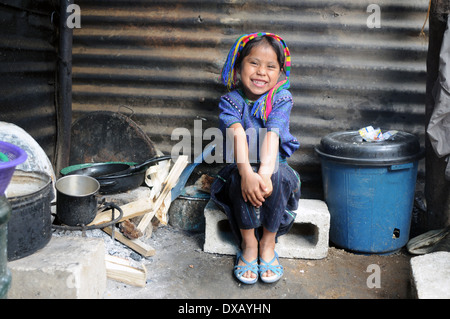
left=238, top=43, right=282, bottom=101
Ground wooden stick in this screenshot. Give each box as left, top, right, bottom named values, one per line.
left=146, top=159, right=171, bottom=197
left=102, top=226, right=156, bottom=257
left=158, top=192, right=171, bottom=228
left=105, top=254, right=147, bottom=287
left=137, top=155, right=188, bottom=231
left=87, top=196, right=153, bottom=226
left=140, top=159, right=172, bottom=236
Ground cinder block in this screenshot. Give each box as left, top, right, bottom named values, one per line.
left=7, top=236, right=106, bottom=299
left=204, top=200, right=239, bottom=256
left=204, top=199, right=330, bottom=259
left=410, top=251, right=450, bottom=299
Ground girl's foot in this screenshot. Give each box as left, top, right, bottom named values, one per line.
left=259, top=251, right=283, bottom=283
left=234, top=250, right=258, bottom=284
left=258, top=228, right=280, bottom=279
left=238, top=229, right=258, bottom=281
left=259, top=241, right=279, bottom=278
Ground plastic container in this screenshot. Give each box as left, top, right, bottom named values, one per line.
left=0, top=196, right=11, bottom=299
left=315, top=130, right=424, bottom=254
left=0, top=141, right=28, bottom=196
left=0, top=141, right=26, bottom=298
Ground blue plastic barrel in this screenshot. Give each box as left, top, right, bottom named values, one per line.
left=315, top=131, right=424, bottom=254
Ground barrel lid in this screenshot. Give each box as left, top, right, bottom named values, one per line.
left=315, top=130, right=424, bottom=165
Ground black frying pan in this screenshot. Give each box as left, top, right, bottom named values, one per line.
left=61, top=155, right=171, bottom=194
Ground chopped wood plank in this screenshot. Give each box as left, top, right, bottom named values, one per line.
left=157, top=192, right=171, bottom=227
left=137, top=155, right=188, bottom=230
left=87, top=196, right=153, bottom=226
left=105, top=254, right=147, bottom=287
left=145, top=159, right=171, bottom=195
left=102, top=226, right=156, bottom=257
left=142, top=191, right=171, bottom=238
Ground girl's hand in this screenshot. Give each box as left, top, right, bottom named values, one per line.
left=240, top=169, right=267, bottom=207
left=259, top=173, right=273, bottom=198
left=257, top=130, right=277, bottom=199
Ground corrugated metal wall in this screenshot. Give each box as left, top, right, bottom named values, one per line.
left=72, top=0, right=429, bottom=196
left=0, top=0, right=58, bottom=159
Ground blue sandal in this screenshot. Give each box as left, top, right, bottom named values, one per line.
left=234, top=252, right=258, bottom=285
left=259, top=251, right=283, bottom=283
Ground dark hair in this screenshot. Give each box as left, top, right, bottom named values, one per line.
left=235, top=35, right=286, bottom=75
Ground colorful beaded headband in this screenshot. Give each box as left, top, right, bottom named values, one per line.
left=221, top=32, right=291, bottom=121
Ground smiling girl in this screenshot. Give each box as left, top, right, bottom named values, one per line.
left=210, top=32, right=301, bottom=285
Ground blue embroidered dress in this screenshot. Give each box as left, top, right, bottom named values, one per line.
left=218, top=89, right=299, bottom=162
left=210, top=88, right=301, bottom=245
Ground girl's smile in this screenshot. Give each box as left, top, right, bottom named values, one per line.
left=238, top=44, right=282, bottom=101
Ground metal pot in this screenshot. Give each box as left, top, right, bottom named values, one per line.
left=56, top=175, right=100, bottom=226
left=6, top=170, right=53, bottom=261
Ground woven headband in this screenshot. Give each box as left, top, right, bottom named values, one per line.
left=221, top=32, right=291, bottom=121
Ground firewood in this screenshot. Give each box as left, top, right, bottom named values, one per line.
left=105, top=254, right=147, bottom=287
left=88, top=196, right=152, bottom=226
left=145, top=158, right=171, bottom=199
left=137, top=155, right=188, bottom=232
left=102, top=226, right=156, bottom=257
left=118, top=219, right=143, bottom=239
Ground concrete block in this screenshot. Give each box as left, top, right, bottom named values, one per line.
left=204, top=199, right=330, bottom=259
left=204, top=200, right=239, bottom=256
left=7, top=236, right=106, bottom=299
left=410, top=251, right=450, bottom=299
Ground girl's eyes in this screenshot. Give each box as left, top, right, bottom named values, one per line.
left=249, top=61, right=278, bottom=69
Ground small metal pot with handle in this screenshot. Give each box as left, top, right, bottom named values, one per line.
left=56, top=175, right=100, bottom=226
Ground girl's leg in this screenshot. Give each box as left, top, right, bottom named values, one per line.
left=238, top=228, right=258, bottom=279
left=259, top=228, right=278, bottom=278
left=257, top=164, right=299, bottom=279
left=238, top=227, right=280, bottom=279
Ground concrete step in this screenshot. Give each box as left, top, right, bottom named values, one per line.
left=7, top=236, right=106, bottom=299
left=204, top=198, right=330, bottom=259
left=410, top=251, right=450, bottom=299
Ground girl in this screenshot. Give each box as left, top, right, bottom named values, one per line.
left=210, top=32, right=301, bottom=284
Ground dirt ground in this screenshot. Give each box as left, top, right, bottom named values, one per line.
left=103, top=224, right=414, bottom=299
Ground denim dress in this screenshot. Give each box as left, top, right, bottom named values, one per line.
left=210, top=162, right=301, bottom=247
left=210, top=88, right=301, bottom=247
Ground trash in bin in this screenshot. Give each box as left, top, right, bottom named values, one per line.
left=358, top=125, right=398, bottom=142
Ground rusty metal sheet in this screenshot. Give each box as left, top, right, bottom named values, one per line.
left=0, top=0, right=57, bottom=161
left=72, top=0, right=429, bottom=197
